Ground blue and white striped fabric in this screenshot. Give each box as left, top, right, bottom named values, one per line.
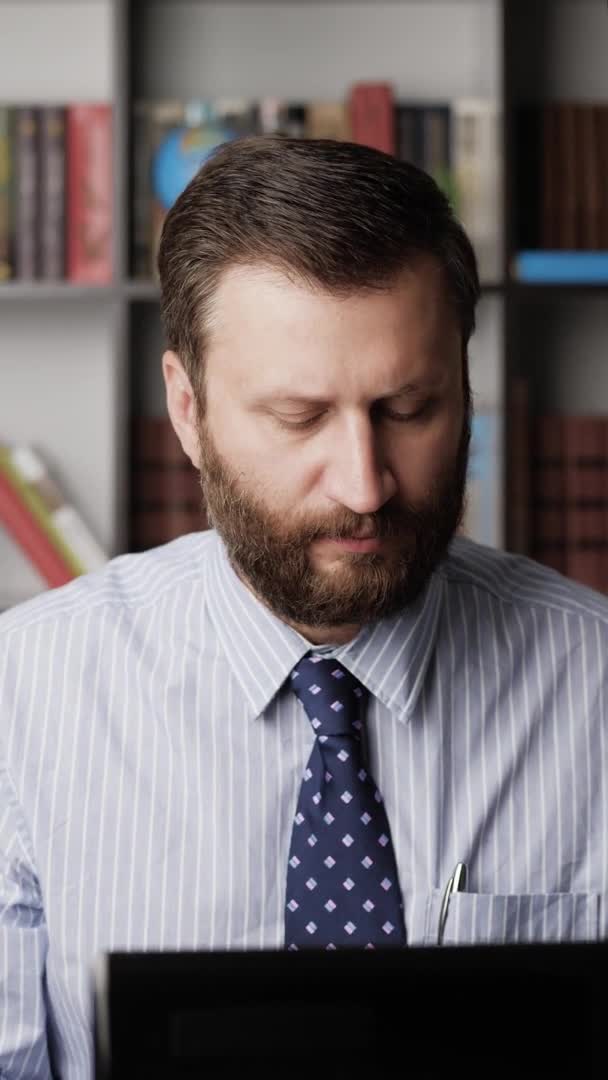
left=1, top=527, right=607, bottom=1079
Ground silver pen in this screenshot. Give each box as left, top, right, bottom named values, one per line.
left=437, top=861, right=467, bottom=945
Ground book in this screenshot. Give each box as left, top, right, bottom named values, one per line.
left=13, top=106, right=39, bottom=279
left=39, top=105, right=66, bottom=280
left=348, top=83, right=395, bottom=154
left=0, top=106, right=12, bottom=280
left=0, top=456, right=77, bottom=588
left=395, top=102, right=456, bottom=206
left=557, top=102, right=579, bottom=250
left=597, top=105, right=608, bottom=248
left=452, top=98, right=502, bottom=284
left=580, top=104, right=601, bottom=250
left=305, top=102, right=352, bottom=141
left=421, top=104, right=456, bottom=206
left=4, top=444, right=108, bottom=573
left=67, top=103, right=113, bottom=283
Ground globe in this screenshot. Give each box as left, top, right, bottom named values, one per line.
left=152, top=123, right=235, bottom=211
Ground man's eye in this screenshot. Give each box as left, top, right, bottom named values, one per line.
left=273, top=401, right=434, bottom=431
left=382, top=401, right=434, bottom=423
left=274, top=413, right=326, bottom=430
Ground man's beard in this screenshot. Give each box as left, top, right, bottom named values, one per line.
left=196, top=406, right=471, bottom=631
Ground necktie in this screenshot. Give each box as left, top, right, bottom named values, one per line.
left=285, top=654, right=407, bottom=949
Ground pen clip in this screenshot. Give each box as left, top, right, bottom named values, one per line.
left=437, top=861, right=467, bottom=946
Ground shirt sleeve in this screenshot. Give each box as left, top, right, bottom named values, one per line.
left=0, top=759, right=52, bottom=1080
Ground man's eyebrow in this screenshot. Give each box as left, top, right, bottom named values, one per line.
left=256, top=377, right=444, bottom=406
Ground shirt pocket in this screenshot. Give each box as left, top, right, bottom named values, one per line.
left=418, top=890, right=601, bottom=946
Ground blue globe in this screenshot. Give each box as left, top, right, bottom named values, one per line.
left=152, top=123, right=234, bottom=210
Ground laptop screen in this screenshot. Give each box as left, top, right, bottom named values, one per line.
left=93, top=942, right=606, bottom=1078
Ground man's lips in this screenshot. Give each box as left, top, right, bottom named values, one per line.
left=326, top=536, right=384, bottom=552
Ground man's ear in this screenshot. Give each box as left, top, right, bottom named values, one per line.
left=162, top=350, right=201, bottom=469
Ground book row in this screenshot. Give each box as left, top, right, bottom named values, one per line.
left=0, top=103, right=113, bottom=283
left=132, top=86, right=501, bottom=283
left=530, top=413, right=608, bottom=595
left=516, top=102, right=608, bottom=251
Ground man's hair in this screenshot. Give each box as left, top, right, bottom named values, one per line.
left=158, top=135, right=480, bottom=410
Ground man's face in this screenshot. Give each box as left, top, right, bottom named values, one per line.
left=194, top=258, right=470, bottom=642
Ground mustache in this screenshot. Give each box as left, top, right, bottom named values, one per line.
left=290, top=500, right=435, bottom=546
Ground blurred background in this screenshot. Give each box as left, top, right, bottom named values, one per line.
left=0, top=0, right=606, bottom=610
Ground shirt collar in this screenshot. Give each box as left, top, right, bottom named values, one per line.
left=202, top=529, right=445, bottom=725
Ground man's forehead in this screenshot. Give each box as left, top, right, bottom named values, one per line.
left=207, top=256, right=454, bottom=348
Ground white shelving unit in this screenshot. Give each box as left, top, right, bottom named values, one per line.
left=1, top=0, right=607, bottom=608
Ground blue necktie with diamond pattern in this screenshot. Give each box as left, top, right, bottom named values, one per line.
left=284, top=653, right=407, bottom=949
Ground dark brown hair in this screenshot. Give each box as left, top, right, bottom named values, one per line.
left=158, top=135, right=480, bottom=410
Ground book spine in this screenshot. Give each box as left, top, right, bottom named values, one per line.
left=394, top=104, right=422, bottom=167
left=0, top=447, right=85, bottom=575
left=348, top=83, right=395, bottom=154
left=305, top=103, right=352, bottom=141
left=13, top=106, right=39, bottom=280
left=557, top=102, right=578, bottom=250
left=0, top=463, right=75, bottom=588
left=67, top=103, right=113, bottom=283
left=421, top=104, right=456, bottom=206
left=580, top=105, right=600, bottom=250
left=0, top=106, right=12, bottom=281
left=598, top=106, right=608, bottom=249
left=282, top=104, right=308, bottom=138
left=452, top=98, right=502, bottom=283
left=38, top=105, right=66, bottom=280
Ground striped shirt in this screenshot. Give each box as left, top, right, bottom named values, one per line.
left=1, top=528, right=607, bottom=1079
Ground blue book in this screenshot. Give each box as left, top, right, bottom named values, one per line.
left=515, top=251, right=608, bottom=283
left=464, top=411, right=503, bottom=550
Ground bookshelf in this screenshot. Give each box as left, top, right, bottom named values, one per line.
left=0, top=0, right=607, bottom=608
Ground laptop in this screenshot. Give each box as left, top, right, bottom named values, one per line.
left=93, top=942, right=607, bottom=1078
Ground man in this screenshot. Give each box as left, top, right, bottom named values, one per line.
left=1, top=135, right=607, bottom=1079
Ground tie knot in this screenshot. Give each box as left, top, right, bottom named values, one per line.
left=289, top=655, right=368, bottom=738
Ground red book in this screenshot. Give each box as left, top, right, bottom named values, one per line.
left=0, top=466, right=75, bottom=587
left=348, top=83, right=395, bottom=155
left=67, top=103, right=113, bottom=283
